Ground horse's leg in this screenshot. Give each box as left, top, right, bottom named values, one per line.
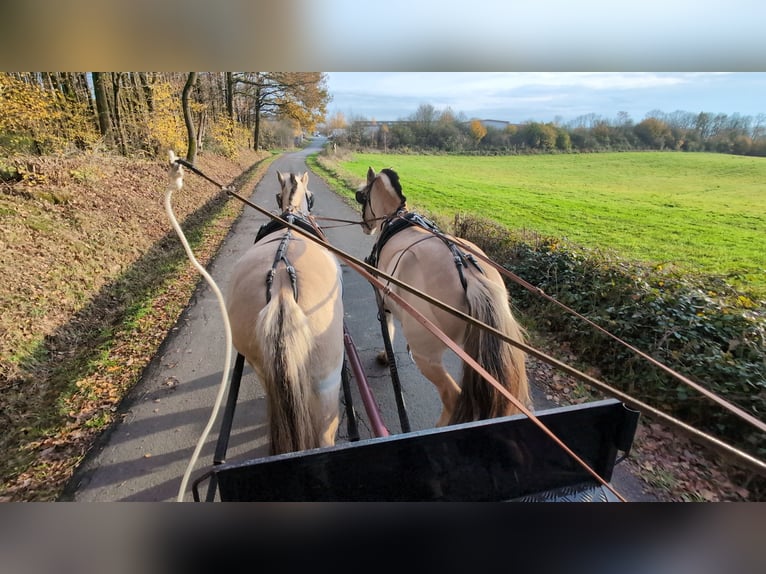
left=410, top=351, right=461, bottom=427
left=376, top=308, right=395, bottom=365
left=313, top=359, right=343, bottom=447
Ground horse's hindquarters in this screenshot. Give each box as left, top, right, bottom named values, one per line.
left=226, top=233, right=344, bottom=454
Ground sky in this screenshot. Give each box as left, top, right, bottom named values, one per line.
left=324, top=72, right=766, bottom=125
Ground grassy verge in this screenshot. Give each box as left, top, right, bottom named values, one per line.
left=0, top=150, right=277, bottom=501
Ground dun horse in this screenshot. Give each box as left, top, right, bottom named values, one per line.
left=227, top=171, right=344, bottom=455
left=356, top=167, right=529, bottom=426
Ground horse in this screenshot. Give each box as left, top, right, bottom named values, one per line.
left=226, top=171, right=344, bottom=455
left=355, top=167, right=530, bottom=427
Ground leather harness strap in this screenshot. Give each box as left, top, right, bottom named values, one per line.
left=366, top=210, right=483, bottom=291
left=255, top=212, right=326, bottom=303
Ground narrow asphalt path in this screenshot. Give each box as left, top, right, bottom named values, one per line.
left=69, top=138, right=652, bottom=501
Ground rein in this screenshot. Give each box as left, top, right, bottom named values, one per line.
left=177, top=160, right=766, bottom=483
left=311, top=214, right=371, bottom=229
left=394, top=212, right=766, bottom=438
left=173, top=160, right=629, bottom=496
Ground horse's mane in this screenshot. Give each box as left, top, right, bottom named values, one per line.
left=380, top=168, right=406, bottom=204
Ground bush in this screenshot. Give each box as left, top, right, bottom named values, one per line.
left=452, top=214, right=766, bottom=460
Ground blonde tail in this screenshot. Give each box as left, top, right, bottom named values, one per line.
left=451, top=274, right=529, bottom=424
left=255, top=288, right=317, bottom=454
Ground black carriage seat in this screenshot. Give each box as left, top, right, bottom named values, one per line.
left=193, top=398, right=639, bottom=502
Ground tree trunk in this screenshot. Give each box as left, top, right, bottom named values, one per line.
left=225, top=72, right=234, bottom=120
left=139, top=72, right=154, bottom=113
left=196, top=109, right=206, bottom=151
left=111, top=73, right=127, bottom=155
left=182, top=72, right=198, bottom=162
left=253, top=84, right=261, bottom=150
left=92, top=72, right=112, bottom=138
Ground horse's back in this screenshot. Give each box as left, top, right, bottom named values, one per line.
left=379, top=227, right=489, bottom=331
left=227, top=230, right=343, bottom=371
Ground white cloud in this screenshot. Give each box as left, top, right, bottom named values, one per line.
left=325, top=72, right=761, bottom=123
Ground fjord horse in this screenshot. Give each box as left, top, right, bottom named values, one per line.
left=356, top=167, right=529, bottom=426
left=226, top=171, right=344, bottom=455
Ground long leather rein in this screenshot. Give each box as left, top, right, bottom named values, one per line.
left=176, top=160, right=766, bottom=491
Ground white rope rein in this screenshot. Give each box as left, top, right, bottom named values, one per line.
left=164, top=151, right=233, bottom=502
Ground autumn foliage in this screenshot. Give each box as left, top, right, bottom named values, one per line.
left=0, top=73, right=99, bottom=154
left=0, top=72, right=330, bottom=160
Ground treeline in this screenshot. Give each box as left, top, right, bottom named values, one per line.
left=0, top=72, right=329, bottom=158
left=328, top=103, right=766, bottom=156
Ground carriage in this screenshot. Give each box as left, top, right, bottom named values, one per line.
left=166, top=156, right=762, bottom=502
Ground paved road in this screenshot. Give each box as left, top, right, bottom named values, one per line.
left=69, top=138, right=652, bottom=501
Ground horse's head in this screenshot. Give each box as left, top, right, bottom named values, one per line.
left=355, top=167, right=406, bottom=234
left=276, top=171, right=315, bottom=214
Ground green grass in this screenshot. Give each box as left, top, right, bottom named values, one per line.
left=333, top=152, right=766, bottom=297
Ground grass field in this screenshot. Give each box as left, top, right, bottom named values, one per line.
left=331, top=152, right=766, bottom=297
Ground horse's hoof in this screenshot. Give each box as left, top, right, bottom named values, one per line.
left=376, top=350, right=388, bottom=365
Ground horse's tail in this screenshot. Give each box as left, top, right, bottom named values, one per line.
left=255, top=286, right=317, bottom=455
left=451, top=273, right=529, bottom=424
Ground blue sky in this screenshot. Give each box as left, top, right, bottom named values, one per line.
left=325, top=73, right=766, bottom=125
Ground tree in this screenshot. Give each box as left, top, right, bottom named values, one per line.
left=92, top=72, right=112, bottom=139
left=750, top=113, right=766, bottom=140
left=555, top=128, right=571, bottom=151
left=325, top=111, right=347, bottom=137
left=522, top=122, right=557, bottom=150
left=469, top=119, right=487, bottom=145
left=634, top=117, right=672, bottom=149
left=411, top=103, right=437, bottom=126
left=380, top=123, right=389, bottom=152
left=616, top=111, right=633, bottom=127
left=695, top=112, right=713, bottom=140
left=231, top=72, right=330, bottom=150
left=182, top=72, right=198, bottom=162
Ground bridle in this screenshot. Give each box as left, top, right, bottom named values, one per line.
left=355, top=178, right=405, bottom=233
left=354, top=182, right=377, bottom=231
left=358, top=175, right=481, bottom=290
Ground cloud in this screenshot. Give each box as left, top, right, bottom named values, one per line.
left=325, top=72, right=740, bottom=122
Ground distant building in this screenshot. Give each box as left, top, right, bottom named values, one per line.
left=476, top=119, right=512, bottom=130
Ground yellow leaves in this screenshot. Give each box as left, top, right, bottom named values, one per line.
left=146, top=81, right=186, bottom=153
left=0, top=73, right=97, bottom=154
left=737, top=294, right=755, bottom=308
left=209, top=116, right=250, bottom=158
left=469, top=119, right=487, bottom=143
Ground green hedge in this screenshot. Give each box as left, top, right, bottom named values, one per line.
left=452, top=214, right=766, bottom=460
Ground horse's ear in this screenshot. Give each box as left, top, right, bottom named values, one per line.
left=277, top=171, right=285, bottom=187
left=301, top=172, right=309, bottom=186
left=367, top=167, right=376, bottom=184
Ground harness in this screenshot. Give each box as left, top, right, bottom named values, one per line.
left=366, top=210, right=484, bottom=290
left=254, top=212, right=325, bottom=303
